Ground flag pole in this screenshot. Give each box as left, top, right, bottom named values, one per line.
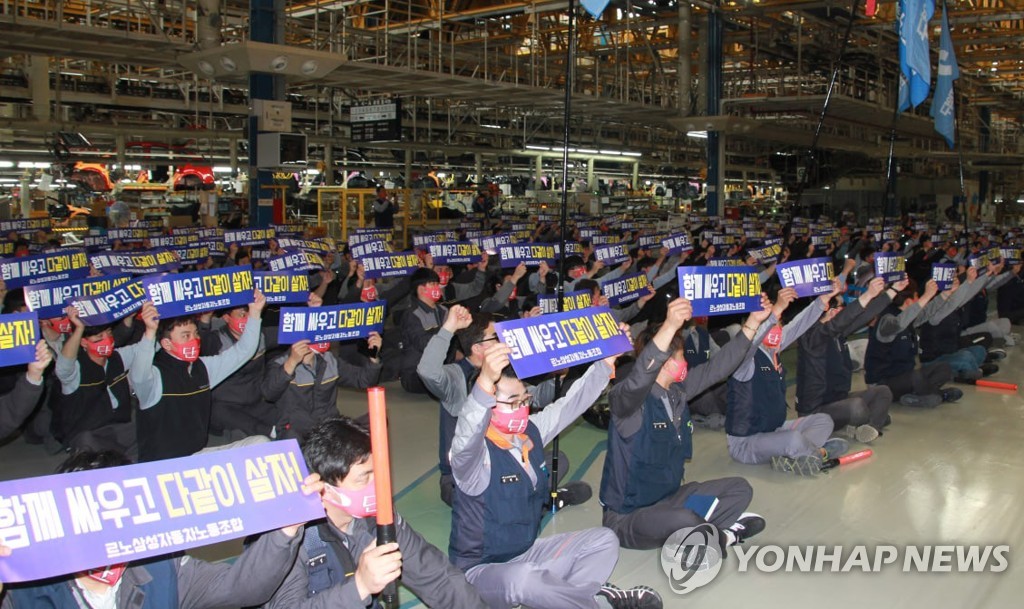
left=551, top=0, right=577, bottom=513
left=943, top=0, right=968, bottom=237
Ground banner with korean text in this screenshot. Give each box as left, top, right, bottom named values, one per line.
left=677, top=266, right=762, bottom=316
left=278, top=301, right=386, bottom=344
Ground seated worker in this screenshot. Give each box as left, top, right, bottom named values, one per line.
left=128, top=292, right=267, bottom=462
left=450, top=342, right=662, bottom=609
left=0, top=340, right=51, bottom=438
left=399, top=268, right=448, bottom=395
left=1, top=449, right=313, bottom=609
left=682, top=317, right=728, bottom=429
left=796, top=277, right=894, bottom=443
left=600, top=297, right=767, bottom=552
left=417, top=305, right=578, bottom=508
left=865, top=278, right=962, bottom=408
left=52, top=306, right=149, bottom=457
left=478, top=263, right=529, bottom=318
left=263, top=417, right=489, bottom=609
left=727, top=285, right=849, bottom=475
left=919, top=265, right=1001, bottom=381
left=263, top=335, right=383, bottom=441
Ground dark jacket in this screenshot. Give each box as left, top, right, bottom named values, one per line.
left=0, top=374, right=44, bottom=438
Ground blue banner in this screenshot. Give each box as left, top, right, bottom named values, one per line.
left=677, top=266, right=762, bottom=317
left=348, top=230, right=392, bottom=246
left=554, top=242, right=583, bottom=257
left=0, top=440, right=322, bottom=584
left=0, top=218, right=51, bottom=236
left=472, top=232, right=516, bottom=254
left=498, top=243, right=558, bottom=268
left=932, top=263, right=957, bottom=290
left=71, top=280, right=147, bottom=325
left=495, top=306, right=632, bottom=377
left=412, top=231, right=458, bottom=247
left=200, top=240, right=227, bottom=257
left=253, top=271, right=310, bottom=305
left=707, top=257, right=744, bottom=267
left=662, top=233, right=694, bottom=256
left=278, top=301, right=386, bottom=344
left=90, top=249, right=181, bottom=275
left=270, top=223, right=306, bottom=238
left=276, top=238, right=334, bottom=255
left=874, top=252, right=908, bottom=282
left=776, top=257, right=835, bottom=297
left=748, top=241, right=782, bottom=265
left=350, top=239, right=393, bottom=260
left=224, top=228, right=276, bottom=247
left=590, top=235, right=621, bottom=245
left=362, top=251, right=420, bottom=279
left=593, top=243, right=630, bottom=266
left=0, top=249, right=91, bottom=289
left=602, top=272, right=650, bottom=306
left=0, top=312, right=40, bottom=367
left=268, top=251, right=325, bottom=273
left=172, top=245, right=212, bottom=266
left=463, top=229, right=487, bottom=240
left=142, top=266, right=255, bottom=317
left=24, top=274, right=133, bottom=320
left=132, top=219, right=164, bottom=230
left=108, top=228, right=150, bottom=244
left=999, top=247, right=1021, bottom=265
left=149, top=234, right=198, bottom=248
left=538, top=290, right=593, bottom=315
left=428, top=241, right=482, bottom=266
left=638, top=234, right=667, bottom=249
left=967, top=251, right=990, bottom=271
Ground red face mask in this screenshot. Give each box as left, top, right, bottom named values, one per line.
left=86, top=564, right=128, bottom=586
left=424, top=285, right=443, bottom=303
left=84, top=335, right=115, bottom=359
left=508, top=286, right=518, bottom=301
left=361, top=284, right=378, bottom=302
left=47, top=317, right=73, bottom=334
left=167, top=338, right=201, bottom=363
left=437, top=269, right=452, bottom=287
left=569, top=267, right=586, bottom=280
left=225, top=314, right=248, bottom=336
left=665, top=357, right=688, bottom=383
left=763, top=325, right=783, bottom=349
left=490, top=406, right=530, bottom=435
left=309, top=341, right=331, bottom=353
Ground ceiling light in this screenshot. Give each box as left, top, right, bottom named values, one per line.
left=526, top=145, right=550, bottom=151
left=271, top=56, right=289, bottom=72
left=197, top=60, right=215, bottom=76
left=687, top=130, right=709, bottom=139
left=213, top=166, right=234, bottom=174
left=599, top=150, right=622, bottom=156
left=622, top=152, right=642, bottom=157
left=0, top=161, right=13, bottom=168
left=220, top=57, right=237, bottom=72
left=301, top=60, right=319, bottom=75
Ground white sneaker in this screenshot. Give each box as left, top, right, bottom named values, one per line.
left=854, top=424, right=879, bottom=443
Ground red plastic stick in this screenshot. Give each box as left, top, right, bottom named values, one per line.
left=822, top=448, right=873, bottom=470
left=368, top=387, right=394, bottom=527
left=973, top=379, right=1019, bottom=391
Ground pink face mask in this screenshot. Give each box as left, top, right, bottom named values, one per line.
left=47, top=317, right=73, bottom=334
left=437, top=269, right=452, bottom=287
left=309, top=341, right=331, bottom=353
left=665, top=357, right=688, bottom=383
left=323, top=482, right=377, bottom=518
left=569, top=267, right=586, bottom=280
left=762, top=325, right=783, bottom=349
left=490, top=406, right=530, bottom=435
left=361, top=284, right=378, bottom=302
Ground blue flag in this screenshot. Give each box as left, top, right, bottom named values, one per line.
left=930, top=5, right=959, bottom=148
left=899, top=0, right=934, bottom=110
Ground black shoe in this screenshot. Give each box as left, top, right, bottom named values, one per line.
left=941, top=387, right=964, bottom=402
left=980, top=363, right=999, bottom=377
left=549, top=481, right=593, bottom=510
left=598, top=583, right=664, bottom=609
left=985, top=349, right=1007, bottom=362
left=728, top=512, right=766, bottom=544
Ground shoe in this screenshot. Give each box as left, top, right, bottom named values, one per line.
left=854, top=424, right=880, bottom=443
left=728, top=512, right=766, bottom=544
left=550, top=481, right=593, bottom=510
left=822, top=437, right=849, bottom=460
left=941, top=387, right=964, bottom=402
left=899, top=393, right=942, bottom=408
left=1005, top=335, right=1017, bottom=347
left=598, top=583, right=664, bottom=609
left=835, top=424, right=856, bottom=440
left=985, top=349, right=1007, bottom=362
left=692, top=412, right=726, bottom=431
left=980, top=363, right=999, bottom=377
left=770, top=454, right=823, bottom=476
left=954, top=368, right=983, bottom=382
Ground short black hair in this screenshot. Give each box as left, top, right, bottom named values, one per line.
left=410, top=267, right=440, bottom=289
left=565, top=255, right=585, bottom=270
left=83, top=323, right=114, bottom=339
left=2, top=288, right=25, bottom=314
left=302, top=417, right=372, bottom=485
left=458, top=311, right=495, bottom=353
left=158, top=316, right=198, bottom=341
left=575, top=279, right=599, bottom=295
left=57, top=450, right=131, bottom=474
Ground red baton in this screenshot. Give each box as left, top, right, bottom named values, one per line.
left=822, top=448, right=873, bottom=470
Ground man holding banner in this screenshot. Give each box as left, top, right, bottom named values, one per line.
left=129, top=292, right=267, bottom=462
left=0, top=340, right=51, bottom=439
left=599, top=298, right=769, bottom=553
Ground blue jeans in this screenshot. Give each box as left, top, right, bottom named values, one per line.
left=931, top=346, right=986, bottom=376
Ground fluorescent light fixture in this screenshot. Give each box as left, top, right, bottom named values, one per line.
left=481, top=124, right=503, bottom=129
left=213, top=166, right=234, bottom=174
left=687, top=131, right=709, bottom=139
left=304, top=169, right=320, bottom=175
left=0, top=161, right=13, bottom=168
left=124, top=164, right=142, bottom=171
left=17, top=162, right=33, bottom=169
left=599, top=150, right=622, bottom=156
left=577, top=148, right=598, bottom=154
left=0, top=178, right=19, bottom=183
left=622, top=152, right=642, bottom=157
left=525, top=145, right=550, bottom=151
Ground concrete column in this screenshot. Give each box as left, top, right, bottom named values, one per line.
left=632, top=162, right=640, bottom=192
left=696, top=19, right=707, bottom=120
left=29, top=55, right=50, bottom=121
left=535, top=155, right=544, bottom=189
left=587, top=158, right=595, bottom=192
left=705, top=1, right=723, bottom=216
left=20, top=175, right=31, bottom=217
left=678, top=2, right=692, bottom=116
left=474, top=153, right=483, bottom=188
left=324, top=145, right=334, bottom=186
left=115, top=135, right=126, bottom=170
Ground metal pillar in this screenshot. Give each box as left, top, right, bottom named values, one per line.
left=632, top=162, right=640, bottom=192
left=587, top=158, right=595, bottom=192
left=29, top=55, right=50, bottom=121
left=705, top=2, right=723, bottom=216
left=535, top=155, right=544, bottom=189
left=324, top=145, right=334, bottom=186
left=248, top=0, right=286, bottom=227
